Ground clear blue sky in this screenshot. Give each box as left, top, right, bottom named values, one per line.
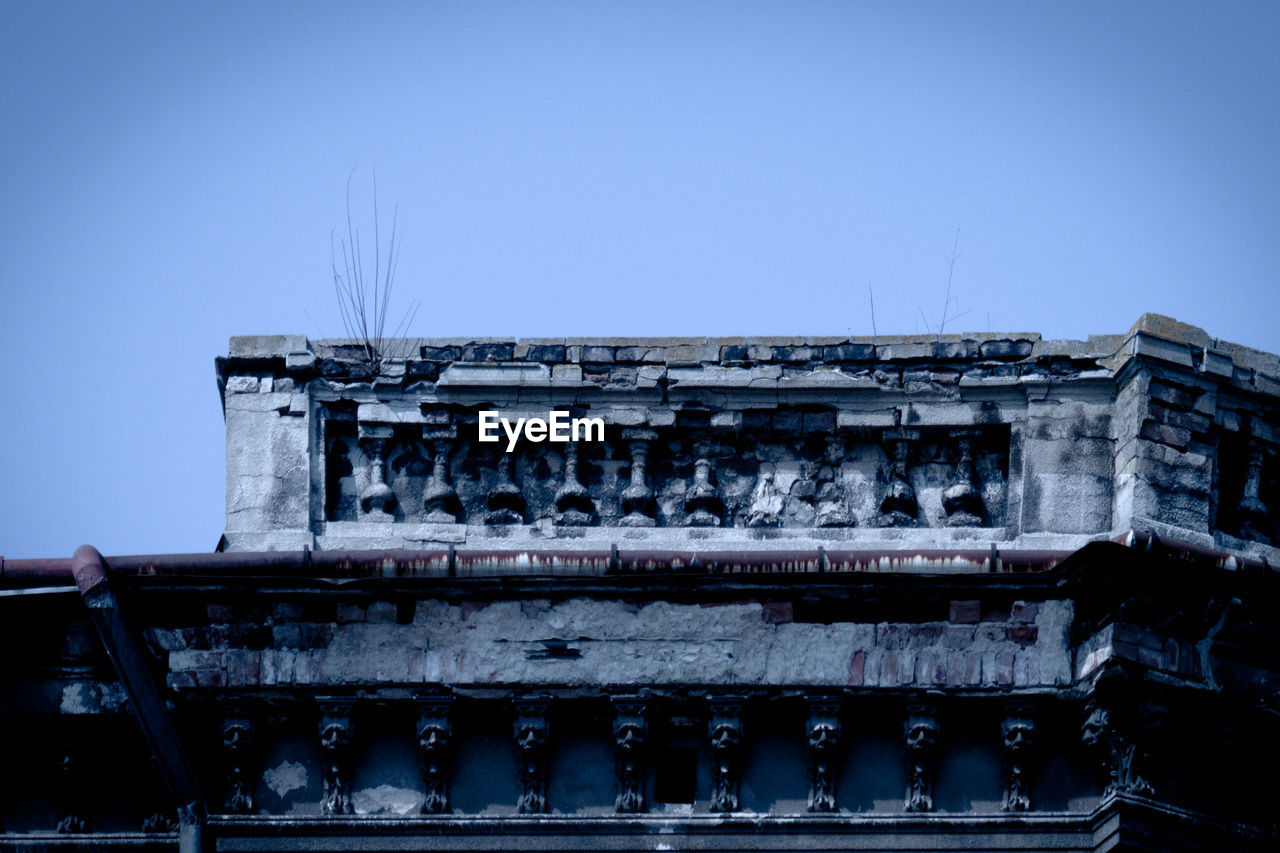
left=2, top=1, right=1277, bottom=558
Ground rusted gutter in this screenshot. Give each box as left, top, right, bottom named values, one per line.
left=1117, top=528, right=1273, bottom=574
left=5, top=545, right=1063, bottom=584
left=2, top=530, right=1267, bottom=587
left=71, top=546, right=206, bottom=853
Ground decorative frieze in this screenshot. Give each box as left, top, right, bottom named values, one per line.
left=323, top=419, right=1010, bottom=529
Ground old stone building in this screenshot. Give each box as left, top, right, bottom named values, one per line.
left=2, top=314, right=1278, bottom=851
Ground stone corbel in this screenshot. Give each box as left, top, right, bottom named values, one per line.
left=1081, top=687, right=1162, bottom=798
left=612, top=697, right=649, bottom=813
left=221, top=713, right=255, bottom=814
left=903, top=703, right=938, bottom=812
left=319, top=702, right=355, bottom=815
left=56, top=745, right=88, bottom=833
left=805, top=696, right=842, bottom=813
left=417, top=695, right=454, bottom=814
left=357, top=424, right=396, bottom=520
left=514, top=696, right=551, bottom=813
left=879, top=429, right=920, bottom=527
left=708, top=696, right=745, bottom=812
left=1001, top=704, right=1035, bottom=812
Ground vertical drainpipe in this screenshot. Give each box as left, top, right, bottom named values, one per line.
left=71, top=545, right=206, bottom=852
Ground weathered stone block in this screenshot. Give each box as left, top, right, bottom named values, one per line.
left=1149, top=380, right=1195, bottom=410
left=581, top=346, right=615, bottom=363
left=418, top=345, right=461, bottom=361
left=823, top=343, right=874, bottom=361
left=1140, top=420, right=1191, bottom=450
left=462, top=343, right=515, bottom=362
left=979, top=340, right=1033, bottom=359
left=664, top=344, right=719, bottom=365
left=516, top=344, right=566, bottom=362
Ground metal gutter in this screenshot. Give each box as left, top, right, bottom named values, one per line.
left=1, top=529, right=1270, bottom=587
left=70, top=546, right=206, bottom=853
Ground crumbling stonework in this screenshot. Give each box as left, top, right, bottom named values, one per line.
left=217, top=314, right=1280, bottom=564
left=0, top=315, right=1277, bottom=851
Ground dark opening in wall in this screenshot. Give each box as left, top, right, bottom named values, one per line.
left=654, top=747, right=697, bottom=804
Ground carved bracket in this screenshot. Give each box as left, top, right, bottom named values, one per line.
left=805, top=696, right=841, bottom=813
left=319, top=704, right=354, bottom=815
left=904, top=704, right=938, bottom=812
left=514, top=696, right=551, bottom=813
left=1081, top=688, right=1163, bottom=798
left=56, top=745, right=88, bottom=833
left=612, top=697, right=649, bottom=813
left=708, top=696, right=744, bottom=812
left=1001, top=704, right=1035, bottom=812
left=221, top=714, right=255, bottom=814
left=417, top=696, right=454, bottom=814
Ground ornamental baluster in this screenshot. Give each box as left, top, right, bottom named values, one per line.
left=879, top=430, right=920, bottom=527
left=358, top=427, right=396, bottom=519
left=555, top=443, right=595, bottom=525
left=619, top=438, right=656, bottom=527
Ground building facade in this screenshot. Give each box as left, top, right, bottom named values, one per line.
left=1, top=314, right=1278, bottom=851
